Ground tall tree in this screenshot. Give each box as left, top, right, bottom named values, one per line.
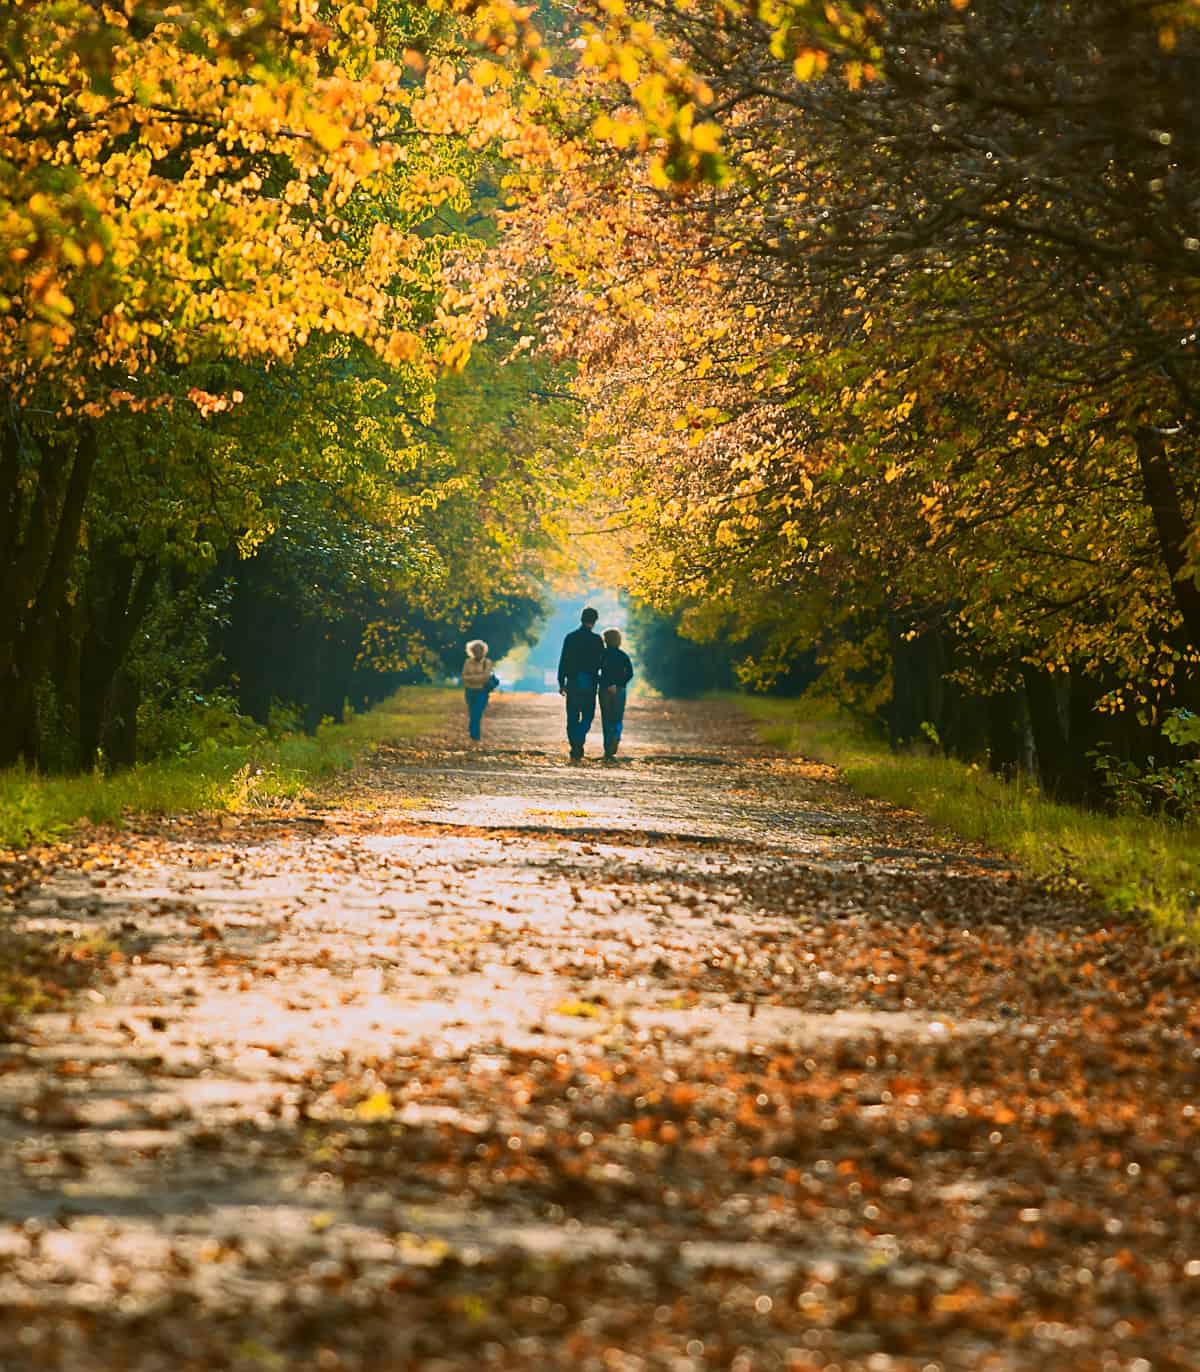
left=489, top=0, right=1200, bottom=792
left=0, top=0, right=565, bottom=764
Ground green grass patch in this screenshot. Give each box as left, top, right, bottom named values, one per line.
left=736, top=695, right=1200, bottom=941
left=0, top=687, right=455, bottom=851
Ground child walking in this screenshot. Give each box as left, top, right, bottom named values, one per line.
left=461, top=639, right=496, bottom=741
left=598, top=627, right=634, bottom=760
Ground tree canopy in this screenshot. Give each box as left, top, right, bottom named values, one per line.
left=5, top=0, right=1200, bottom=807
left=0, top=0, right=576, bottom=767
left=476, top=0, right=1200, bottom=799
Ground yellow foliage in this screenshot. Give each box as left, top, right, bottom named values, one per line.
left=554, top=999, right=604, bottom=1018
left=355, top=1089, right=394, bottom=1121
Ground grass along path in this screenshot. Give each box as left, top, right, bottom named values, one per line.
left=0, top=687, right=457, bottom=852
left=738, top=695, right=1200, bottom=941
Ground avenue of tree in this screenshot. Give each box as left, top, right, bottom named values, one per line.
left=503, top=0, right=1200, bottom=805
left=0, top=0, right=578, bottom=768
left=5, top=0, right=1200, bottom=812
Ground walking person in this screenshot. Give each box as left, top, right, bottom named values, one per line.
left=461, top=639, right=497, bottom=742
left=557, top=606, right=604, bottom=761
left=599, top=627, right=634, bottom=760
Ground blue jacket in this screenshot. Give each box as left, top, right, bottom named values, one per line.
left=558, top=625, right=605, bottom=691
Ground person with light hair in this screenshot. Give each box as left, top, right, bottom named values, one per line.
left=598, top=627, right=634, bottom=760
left=461, top=639, right=497, bottom=742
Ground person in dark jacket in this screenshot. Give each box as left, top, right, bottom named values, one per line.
left=599, top=627, right=634, bottom=760
left=557, top=606, right=604, bottom=760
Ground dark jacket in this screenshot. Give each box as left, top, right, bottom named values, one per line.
left=599, top=647, right=633, bottom=689
left=558, top=625, right=605, bottom=691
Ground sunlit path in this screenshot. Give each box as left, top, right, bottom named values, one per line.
left=0, top=694, right=1195, bottom=1371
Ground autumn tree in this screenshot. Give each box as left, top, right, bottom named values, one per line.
left=491, top=0, right=1200, bottom=797
left=0, top=0, right=574, bottom=766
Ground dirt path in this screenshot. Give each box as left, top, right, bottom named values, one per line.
left=1, top=692, right=1197, bottom=1372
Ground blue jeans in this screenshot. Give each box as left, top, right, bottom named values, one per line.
left=600, top=686, right=626, bottom=754
left=465, top=688, right=488, bottom=740
left=565, top=686, right=597, bottom=754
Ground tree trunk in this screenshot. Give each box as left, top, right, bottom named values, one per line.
left=0, top=401, right=22, bottom=569
left=1135, top=426, right=1200, bottom=652
left=0, top=420, right=99, bottom=767
left=78, top=553, right=159, bottom=770
left=887, top=613, right=932, bottom=747
left=986, top=684, right=1025, bottom=776
left=1066, top=671, right=1105, bottom=807
left=54, top=596, right=84, bottom=772
left=1022, top=665, right=1079, bottom=801
left=102, top=668, right=140, bottom=767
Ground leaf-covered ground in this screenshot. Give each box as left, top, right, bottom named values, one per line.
left=1, top=694, right=1197, bottom=1372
